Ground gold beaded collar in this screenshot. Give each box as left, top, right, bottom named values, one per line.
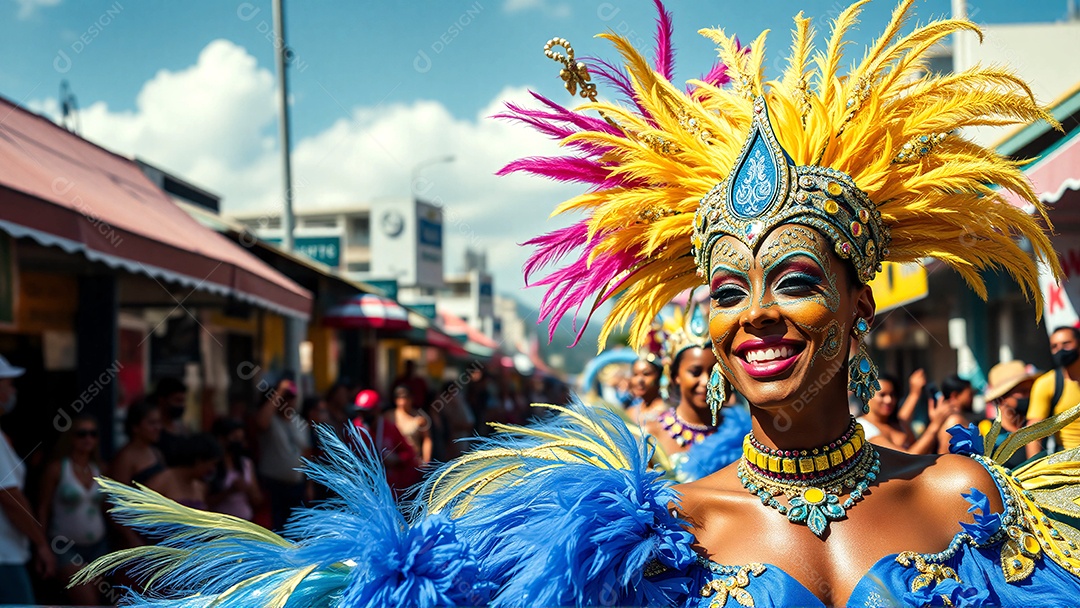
left=742, top=424, right=866, bottom=477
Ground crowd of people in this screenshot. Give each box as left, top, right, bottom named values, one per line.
left=0, top=357, right=567, bottom=606
left=850, top=326, right=1080, bottom=465
left=0, top=327, right=1077, bottom=605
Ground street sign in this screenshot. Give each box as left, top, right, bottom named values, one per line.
left=365, top=279, right=399, bottom=301
left=869, top=261, right=928, bottom=313
left=265, top=235, right=342, bottom=268
left=411, top=303, right=437, bottom=320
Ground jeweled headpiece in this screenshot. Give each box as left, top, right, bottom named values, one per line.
left=503, top=0, right=1061, bottom=351
left=662, top=300, right=711, bottom=363
left=692, top=96, right=889, bottom=284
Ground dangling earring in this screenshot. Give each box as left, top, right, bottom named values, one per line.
left=707, top=363, right=727, bottom=425
left=848, top=317, right=879, bottom=414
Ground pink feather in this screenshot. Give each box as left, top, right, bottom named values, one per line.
left=652, top=0, right=675, bottom=81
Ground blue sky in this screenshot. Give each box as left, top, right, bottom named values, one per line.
left=0, top=0, right=1072, bottom=309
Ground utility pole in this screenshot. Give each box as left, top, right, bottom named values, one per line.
left=273, top=0, right=295, bottom=253
left=272, top=0, right=302, bottom=389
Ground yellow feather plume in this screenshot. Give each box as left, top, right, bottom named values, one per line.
left=524, top=0, right=1060, bottom=351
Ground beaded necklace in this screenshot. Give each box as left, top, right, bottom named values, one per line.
left=738, top=418, right=880, bottom=537
left=659, top=408, right=715, bottom=447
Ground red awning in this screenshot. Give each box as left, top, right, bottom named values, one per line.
left=438, top=310, right=500, bottom=350
left=423, top=327, right=469, bottom=357
left=1002, top=127, right=1080, bottom=208
left=0, top=97, right=311, bottom=318
left=323, top=294, right=410, bottom=330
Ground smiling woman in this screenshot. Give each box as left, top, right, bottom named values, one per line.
left=69, top=1, right=1080, bottom=607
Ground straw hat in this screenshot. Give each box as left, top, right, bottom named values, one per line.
left=985, top=360, right=1038, bottom=402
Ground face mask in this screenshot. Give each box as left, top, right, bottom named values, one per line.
left=0, top=391, right=15, bottom=414
left=1053, top=348, right=1080, bottom=369
left=1013, top=397, right=1030, bottom=417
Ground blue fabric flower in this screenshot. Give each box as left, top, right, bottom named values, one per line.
left=908, top=578, right=992, bottom=607
left=959, top=489, right=1002, bottom=545
left=947, top=423, right=984, bottom=456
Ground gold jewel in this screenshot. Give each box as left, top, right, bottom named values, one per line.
left=738, top=429, right=880, bottom=537
left=742, top=426, right=865, bottom=475
left=896, top=552, right=961, bottom=592
left=699, top=563, right=766, bottom=608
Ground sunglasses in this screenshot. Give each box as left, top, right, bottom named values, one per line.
left=75, top=429, right=98, bottom=438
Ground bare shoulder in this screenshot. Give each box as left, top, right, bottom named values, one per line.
left=920, top=453, right=1002, bottom=507
left=672, top=464, right=744, bottom=537
left=888, top=450, right=1003, bottom=538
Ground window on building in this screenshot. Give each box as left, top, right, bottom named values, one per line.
left=303, top=217, right=339, bottom=228
left=347, top=262, right=370, bottom=273
left=349, top=216, right=370, bottom=247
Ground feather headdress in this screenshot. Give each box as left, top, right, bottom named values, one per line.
left=506, top=0, right=1061, bottom=352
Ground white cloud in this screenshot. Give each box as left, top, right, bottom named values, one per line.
left=32, top=39, right=580, bottom=306
left=503, top=0, right=570, bottom=18
left=14, top=0, right=60, bottom=19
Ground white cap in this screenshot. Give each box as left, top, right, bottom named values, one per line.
left=0, top=355, right=25, bottom=379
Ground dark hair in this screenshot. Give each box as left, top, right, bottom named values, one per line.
left=171, top=433, right=222, bottom=468
left=636, top=356, right=663, bottom=372
left=211, top=417, right=243, bottom=439
left=941, top=374, right=971, bottom=400
left=124, top=400, right=158, bottom=437
left=875, top=373, right=900, bottom=423
left=301, top=396, right=324, bottom=420
left=877, top=373, right=899, bottom=392
left=153, top=377, right=187, bottom=399
left=1051, top=326, right=1080, bottom=342
left=324, top=382, right=349, bottom=401
left=52, top=414, right=103, bottom=466
left=670, top=343, right=711, bottom=380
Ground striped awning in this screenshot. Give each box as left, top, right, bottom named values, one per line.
left=323, top=293, right=409, bottom=330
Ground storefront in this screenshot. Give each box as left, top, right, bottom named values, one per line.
left=0, top=96, right=312, bottom=456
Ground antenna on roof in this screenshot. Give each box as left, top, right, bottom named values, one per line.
left=59, top=80, right=81, bottom=135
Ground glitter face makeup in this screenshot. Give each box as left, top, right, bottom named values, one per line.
left=708, top=225, right=857, bottom=408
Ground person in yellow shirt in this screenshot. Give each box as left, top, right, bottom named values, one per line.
left=1026, top=326, right=1080, bottom=453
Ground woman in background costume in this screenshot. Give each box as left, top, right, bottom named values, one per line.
left=77, top=1, right=1080, bottom=606
left=646, top=304, right=751, bottom=481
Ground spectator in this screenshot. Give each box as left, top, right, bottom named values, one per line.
left=463, top=365, right=491, bottom=436
left=626, top=358, right=667, bottom=425
left=111, top=401, right=166, bottom=488
left=936, top=374, right=977, bottom=454
left=352, top=390, right=420, bottom=496
left=982, top=360, right=1040, bottom=467
left=386, top=385, right=433, bottom=464
left=323, top=382, right=354, bottom=440
left=435, top=379, right=475, bottom=460
left=301, top=396, right=331, bottom=502
left=37, top=415, right=109, bottom=606
left=151, top=377, right=190, bottom=466
left=859, top=371, right=953, bottom=454
left=110, top=401, right=166, bottom=552
left=394, top=360, right=430, bottom=410
left=208, top=419, right=261, bottom=521
left=1027, top=326, right=1080, bottom=454
left=255, top=379, right=308, bottom=530
left=148, top=434, right=221, bottom=511
left=0, top=355, right=54, bottom=604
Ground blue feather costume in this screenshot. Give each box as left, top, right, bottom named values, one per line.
left=79, top=402, right=1080, bottom=607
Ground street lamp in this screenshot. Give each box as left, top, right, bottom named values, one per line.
left=411, top=155, right=456, bottom=200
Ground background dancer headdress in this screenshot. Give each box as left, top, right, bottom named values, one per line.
left=503, top=0, right=1061, bottom=352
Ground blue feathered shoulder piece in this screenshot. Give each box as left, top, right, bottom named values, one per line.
left=74, top=425, right=491, bottom=608
left=678, top=404, right=752, bottom=482
left=416, top=402, right=698, bottom=607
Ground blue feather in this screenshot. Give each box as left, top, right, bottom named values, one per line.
left=678, top=404, right=752, bottom=481
left=83, top=424, right=487, bottom=607
left=419, top=402, right=697, bottom=607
